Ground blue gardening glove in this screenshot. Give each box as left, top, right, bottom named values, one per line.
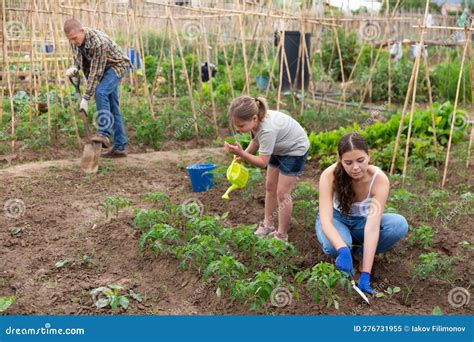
left=335, top=247, right=353, bottom=276
left=358, top=272, right=376, bottom=295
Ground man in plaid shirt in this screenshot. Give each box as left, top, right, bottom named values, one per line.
left=64, top=18, right=131, bottom=158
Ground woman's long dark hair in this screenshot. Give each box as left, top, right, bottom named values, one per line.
left=333, top=132, right=369, bottom=216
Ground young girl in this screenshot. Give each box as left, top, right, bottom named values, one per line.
left=315, top=132, right=408, bottom=294
left=224, top=96, right=309, bottom=243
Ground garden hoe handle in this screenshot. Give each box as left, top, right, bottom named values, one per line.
left=68, top=75, right=92, bottom=139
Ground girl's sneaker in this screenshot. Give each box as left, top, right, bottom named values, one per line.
left=255, top=221, right=275, bottom=238
left=268, top=231, right=288, bottom=243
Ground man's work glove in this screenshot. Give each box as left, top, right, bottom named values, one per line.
left=66, top=67, right=78, bottom=77
left=358, top=272, right=376, bottom=295
left=335, top=246, right=353, bottom=276
left=80, top=99, right=88, bottom=113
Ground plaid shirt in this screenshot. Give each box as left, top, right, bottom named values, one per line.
left=71, top=28, right=131, bottom=101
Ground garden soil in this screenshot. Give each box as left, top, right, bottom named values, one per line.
left=1, top=148, right=472, bottom=315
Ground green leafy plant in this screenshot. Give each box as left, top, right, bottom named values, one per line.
left=406, top=225, right=433, bottom=249
left=140, top=192, right=171, bottom=209
left=296, top=262, right=350, bottom=309
left=175, top=235, right=227, bottom=272
left=375, top=286, right=401, bottom=298
left=203, top=255, right=248, bottom=298
left=254, top=238, right=298, bottom=275
left=0, top=296, right=16, bottom=313
left=101, top=195, right=133, bottom=220
left=90, top=284, right=131, bottom=310
left=231, top=269, right=293, bottom=310
left=412, top=252, right=455, bottom=281
left=138, top=223, right=180, bottom=256
left=224, top=133, right=251, bottom=150
left=133, top=209, right=171, bottom=231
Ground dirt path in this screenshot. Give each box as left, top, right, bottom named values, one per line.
left=0, top=147, right=225, bottom=179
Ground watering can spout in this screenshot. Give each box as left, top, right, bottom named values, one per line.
left=222, top=160, right=249, bottom=200
left=222, top=184, right=238, bottom=200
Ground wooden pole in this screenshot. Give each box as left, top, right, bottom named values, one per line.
left=238, top=14, right=250, bottom=95
left=3, top=0, right=17, bottom=152
left=389, top=2, right=422, bottom=175
left=131, top=3, right=156, bottom=119
left=199, top=1, right=218, bottom=137
left=167, top=8, right=199, bottom=138
left=441, top=25, right=472, bottom=187
left=422, top=45, right=439, bottom=167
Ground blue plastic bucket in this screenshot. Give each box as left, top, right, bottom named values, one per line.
left=44, top=44, right=54, bottom=53
left=186, top=163, right=217, bottom=192
left=256, top=76, right=269, bottom=90
left=128, top=48, right=141, bottom=69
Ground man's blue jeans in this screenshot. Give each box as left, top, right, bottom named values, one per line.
left=315, top=208, right=408, bottom=258
left=94, top=68, right=127, bottom=150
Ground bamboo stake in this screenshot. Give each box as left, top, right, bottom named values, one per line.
left=441, top=25, right=472, bottom=187
left=276, top=29, right=286, bottom=111
left=27, top=0, right=35, bottom=123
left=199, top=1, right=218, bottom=137
left=467, top=124, right=474, bottom=168
left=238, top=14, right=250, bottom=95
left=265, top=31, right=283, bottom=99
left=389, top=11, right=421, bottom=175
left=465, top=27, right=474, bottom=169
left=358, top=0, right=402, bottom=110
left=168, top=24, right=177, bottom=110
left=2, top=0, right=16, bottom=152
left=422, top=45, right=439, bottom=167
left=401, top=49, right=422, bottom=184
left=167, top=8, right=199, bottom=138
left=217, top=20, right=235, bottom=99
left=130, top=2, right=155, bottom=119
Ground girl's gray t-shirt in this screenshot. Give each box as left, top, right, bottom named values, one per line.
left=252, top=110, right=310, bottom=156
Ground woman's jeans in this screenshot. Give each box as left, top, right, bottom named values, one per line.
left=315, top=208, right=408, bottom=258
